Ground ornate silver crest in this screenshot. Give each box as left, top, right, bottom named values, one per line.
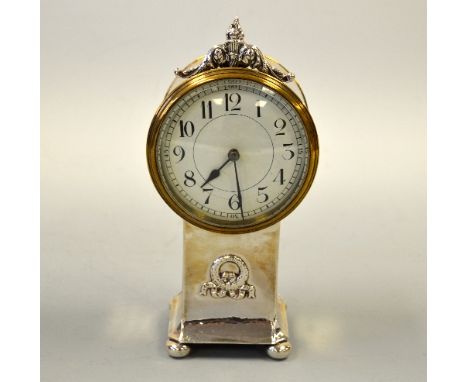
left=200, top=254, right=256, bottom=299
left=175, top=18, right=294, bottom=82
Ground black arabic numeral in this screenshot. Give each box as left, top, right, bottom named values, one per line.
left=201, top=100, right=213, bottom=119
left=179, top=120, right=195, bottom=137
left=184, top=170, right=196, bottom=187
left=225, top=93, right=241, bottom=112
left=257, top=186, right=269, bottom=203
left=228, top=194, right=240, bottom=210
left=202, top=188, right=213, bottom=204
left=282, top=143, right=295, bottom=160
left=274, top=118, right=286, bottom=135
left=273, top=169, right=285, bottom=185
left=172, top=145, right=185, bottom=163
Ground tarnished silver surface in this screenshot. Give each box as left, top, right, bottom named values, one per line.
left=182, top=222, right=278, bottom=321
left=166, top=222, right=291, bottom=357
left=174, top=18, right=294, bottom=82
left=200, top=254, right=256, bottom=299
left=167, top=292, right=289, bottom=347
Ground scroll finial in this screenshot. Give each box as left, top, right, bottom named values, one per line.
left=174, top=18, right=295, bottom=82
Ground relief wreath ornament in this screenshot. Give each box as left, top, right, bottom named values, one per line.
left=200, top=254, right=256, bottom=299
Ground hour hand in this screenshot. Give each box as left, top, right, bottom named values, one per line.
left=200, top=149, right=239, bottom=188
left=201, top=168, right=222, bottom=188
left=200, top=157, right=231, bottom=188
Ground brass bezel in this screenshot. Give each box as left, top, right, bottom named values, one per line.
left=147, top=68, right=319, bottom=234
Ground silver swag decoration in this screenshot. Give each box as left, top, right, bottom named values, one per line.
left=175, top=18, right=295, bottom=82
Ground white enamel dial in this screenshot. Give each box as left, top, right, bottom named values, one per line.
left=151, top=75, right=316, bottom=232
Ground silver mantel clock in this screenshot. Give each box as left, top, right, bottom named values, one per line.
left=147, top=18, right=319, bottom=359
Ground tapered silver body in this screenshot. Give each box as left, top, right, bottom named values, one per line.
left=166, top=222, right=290, bottom=358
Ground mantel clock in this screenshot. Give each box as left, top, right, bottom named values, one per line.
left=147, top=18, right=319, bottom=359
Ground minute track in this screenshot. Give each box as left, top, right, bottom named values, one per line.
left=161, top=81, right=305, bottom=220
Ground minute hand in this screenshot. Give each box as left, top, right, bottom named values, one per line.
left=233, top=160, right=244, bottom=221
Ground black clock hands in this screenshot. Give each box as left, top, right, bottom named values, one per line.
left=200, top=149, right=239, bottom=188
left=200, top=158, right=230, bottom=188
left=233, top=161, right=244, bottom=221
left=200, top=148, right=244, bottom=220
left=232, top=155, right=244, bottom=221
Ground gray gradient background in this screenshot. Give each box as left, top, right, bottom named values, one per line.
left=41, top=0, right=426, bottom=381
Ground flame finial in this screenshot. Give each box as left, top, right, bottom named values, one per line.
left=226, top=18, right=244, bottom=41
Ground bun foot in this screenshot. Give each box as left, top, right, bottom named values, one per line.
left=267, top=341, right=292, bottom=360
left=166, top=339, right=191, bottom=358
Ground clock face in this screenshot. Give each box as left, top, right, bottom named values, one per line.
left=148, top=69, right=318, bottom=233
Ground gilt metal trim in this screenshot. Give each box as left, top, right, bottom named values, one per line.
left=175, top=18, right=294, bottom=82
